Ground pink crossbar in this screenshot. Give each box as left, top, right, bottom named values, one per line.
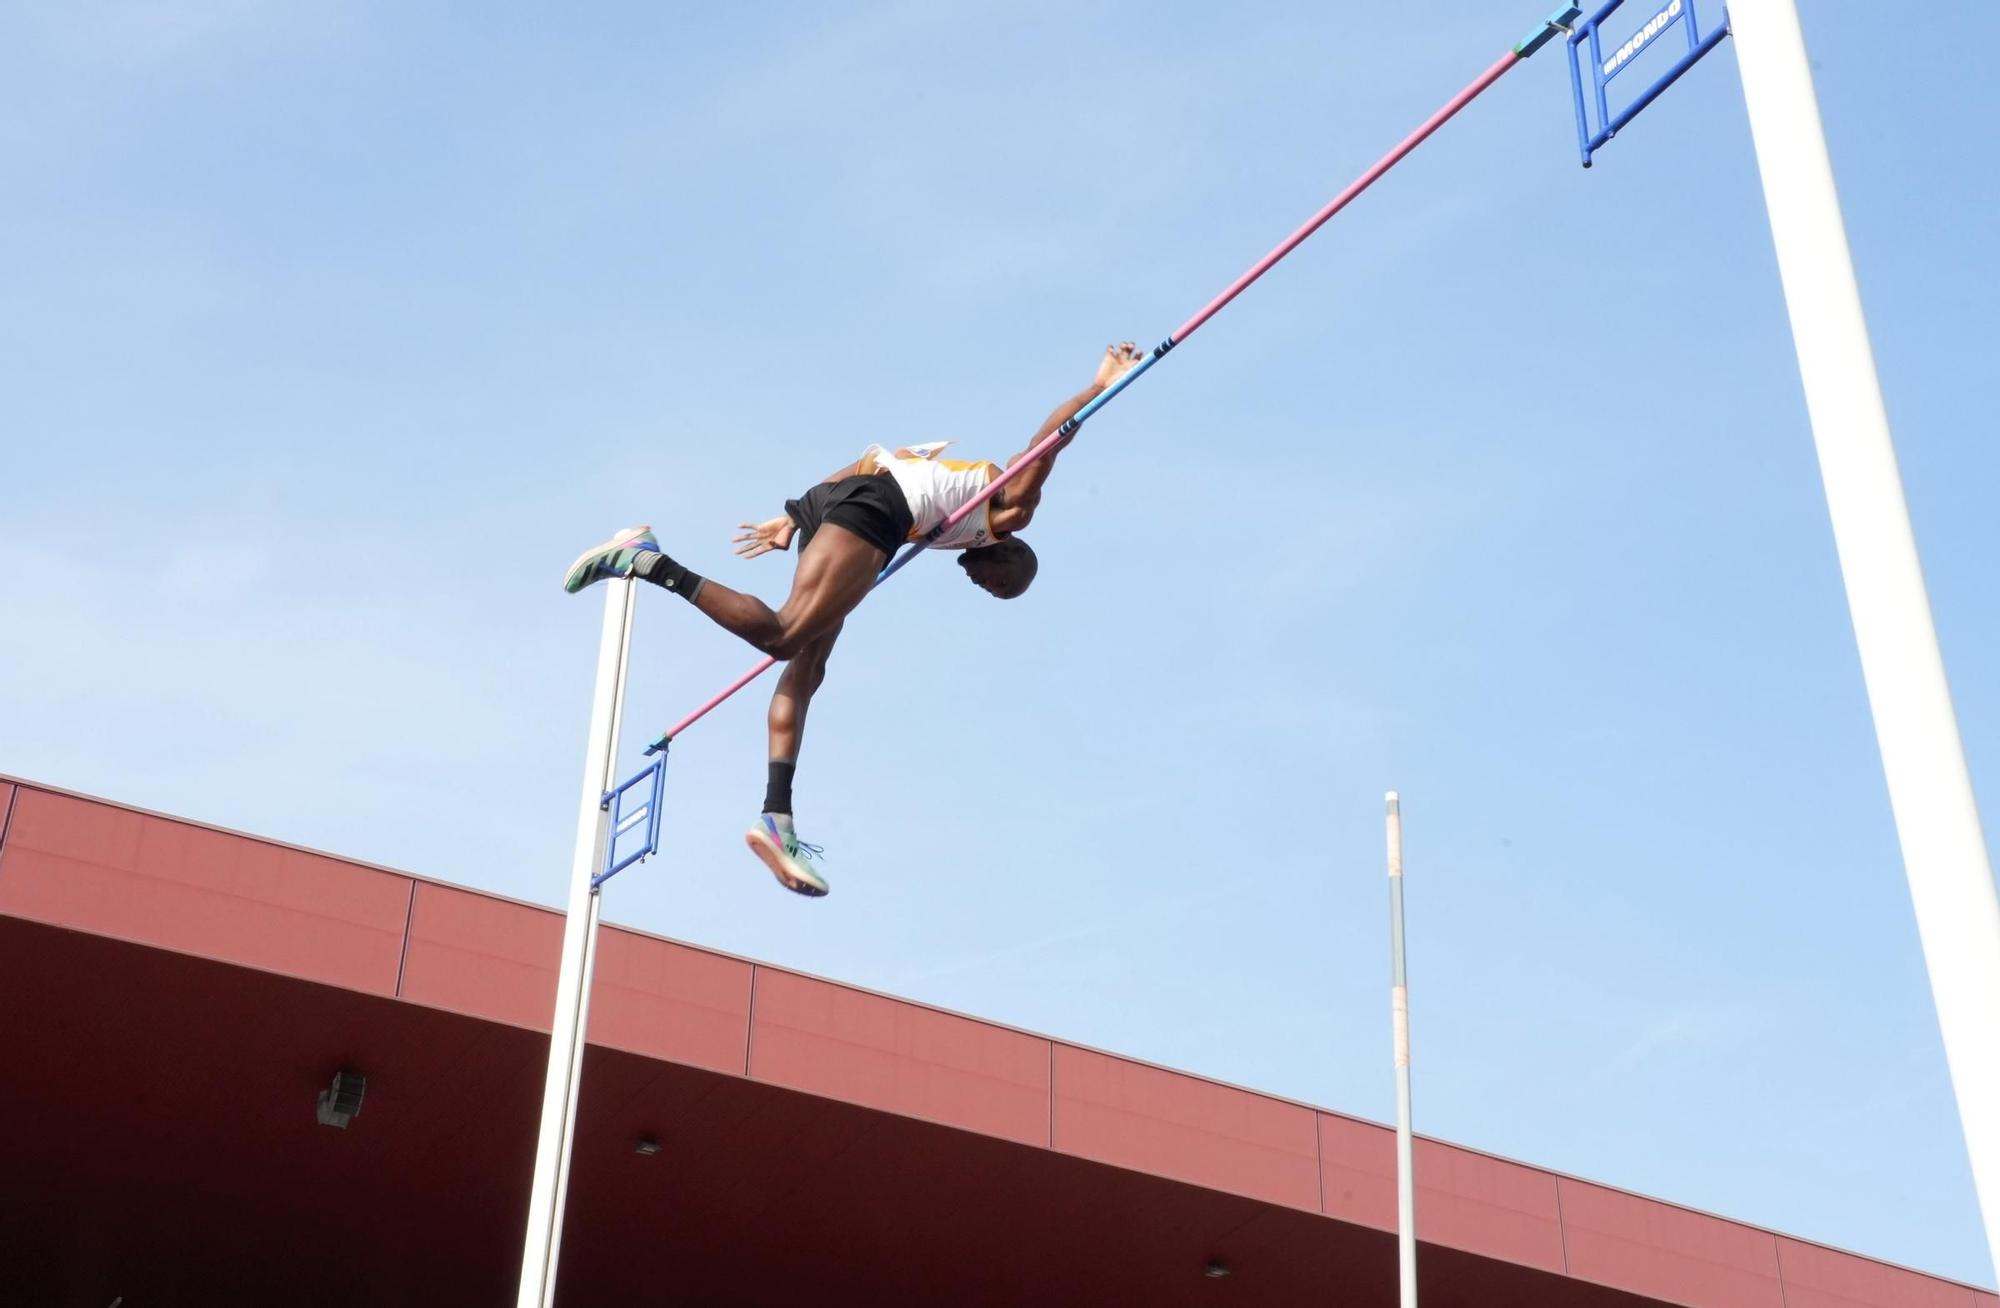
left=1171, top=49, right=1521, bottom=344
left=660, top=655, right=777, bottom=743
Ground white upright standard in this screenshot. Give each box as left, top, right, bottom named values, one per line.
left=1386, top=792, right=1417, bottom=1308
left=516, top=578, right=639, bottom=1308
left=1732, top=0, right=2000, bottom=1272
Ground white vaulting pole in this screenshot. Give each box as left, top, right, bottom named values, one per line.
left=517, top=579, right=639, bottom=1307
left=1732, top=1, right=2000, bottom=1274
left=1386, top=792, right=1417, bottom=1308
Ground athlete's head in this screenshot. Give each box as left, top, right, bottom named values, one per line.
left=958, top=537, right=1037, bottom=599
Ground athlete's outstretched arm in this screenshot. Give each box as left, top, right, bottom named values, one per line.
left=989, top=342, right=1141, bottom=535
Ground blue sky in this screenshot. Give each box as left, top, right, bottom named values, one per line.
left=4, top=0, right=1995, bottom=1287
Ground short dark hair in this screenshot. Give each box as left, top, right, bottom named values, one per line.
left=989, top=537, right=1037, bottom=587
left=960, top=537, right=1039, bottom=596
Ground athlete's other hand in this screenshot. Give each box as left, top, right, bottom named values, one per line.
left=1092, top=341, right=1143, bottom=390
left=733, top=516, right=796, bottom=559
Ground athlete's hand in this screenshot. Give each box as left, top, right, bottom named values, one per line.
left=1092, top=341, right=1143, bottom=390
left=733, top=516, right=796, bottom=559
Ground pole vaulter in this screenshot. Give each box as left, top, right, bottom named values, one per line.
left=554, top=7, right=1587, bottom=899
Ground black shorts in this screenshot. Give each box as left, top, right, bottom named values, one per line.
left=785, top=473, right=915, bottom=557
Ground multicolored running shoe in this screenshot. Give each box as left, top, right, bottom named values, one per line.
left=745, top=814, right=829, bottom=898
left=561, top=525, right=660, bottom=593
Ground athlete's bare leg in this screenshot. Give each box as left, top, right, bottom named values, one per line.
left=748, top=611, right=852, bottom=898
left=686, top=523, right=883, bottom=661
left=768, top=621, right=842, bottom=764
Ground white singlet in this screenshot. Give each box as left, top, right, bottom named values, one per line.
left=862, top=442, right=1001, bottom=550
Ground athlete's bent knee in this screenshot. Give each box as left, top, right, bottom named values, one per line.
left=766, top=631, right=815, bottom=662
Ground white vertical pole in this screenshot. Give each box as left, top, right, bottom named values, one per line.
left=542, top=890, right=605, bottom=1286
left=517, top=579, right=638, bottom=1307
left=1732, top=1, right=2000, bottom=1275
left=1387, top=791, right=1417, bottom=1308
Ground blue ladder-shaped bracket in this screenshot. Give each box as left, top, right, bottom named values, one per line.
left=594, top=750, right=668, bottom=889
left=1567, top=0, right=1731, bottom=167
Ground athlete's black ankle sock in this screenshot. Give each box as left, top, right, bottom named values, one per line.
left=763, top=760, right=796, bottom=817
left=633, top=549, right=705, bottom=601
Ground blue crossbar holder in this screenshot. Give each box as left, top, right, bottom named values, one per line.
left=594, top=750, right=667, bottom=888
left=1518, top=6, right=1584, bottom=59
left=1567, top=0, right=1731, bottom=167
